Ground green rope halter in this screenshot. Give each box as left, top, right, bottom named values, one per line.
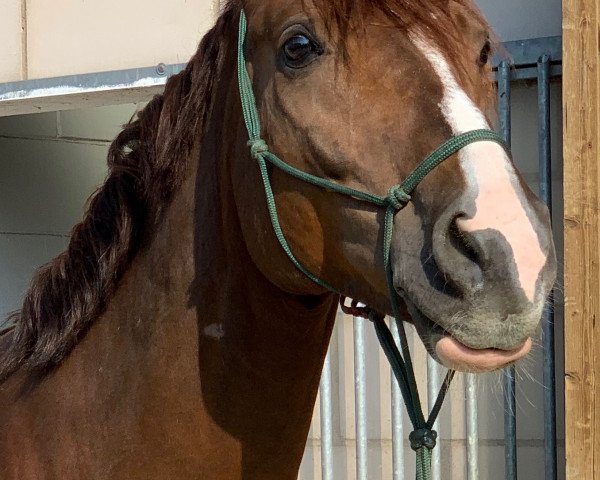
left=237, top=10, right=508, bottom=480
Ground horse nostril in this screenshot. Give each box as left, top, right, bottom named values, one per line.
left=449, top=216, right=481, bottom=267
left=431, top=213, right=486, bottom=297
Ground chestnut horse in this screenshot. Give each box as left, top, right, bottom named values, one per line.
left=0, top=1, right=556, bottom=479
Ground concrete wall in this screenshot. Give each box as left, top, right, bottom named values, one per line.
left=0, top=105, right=139, bottom=318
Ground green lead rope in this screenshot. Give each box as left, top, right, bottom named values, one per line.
left=238, top=10, right=507, bottom=480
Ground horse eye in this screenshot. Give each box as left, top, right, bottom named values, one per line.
left=283, top=34, right=321, bottom=69
left=478, top=40, right=492, bottom=66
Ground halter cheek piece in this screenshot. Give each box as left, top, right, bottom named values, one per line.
left=237, top=10, right=509, bottom=480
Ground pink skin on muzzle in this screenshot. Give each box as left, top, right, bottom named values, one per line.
left=435, top=336, right=532, bottom=373
left=411, top=40, right=547, bottom=303
left=456, top=143, right=547, bottom=303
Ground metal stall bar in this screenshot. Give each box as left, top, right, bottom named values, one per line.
left=537, top=54, right=557, bottom=480
left=466, top=374, right=479, bottom=480
left=390, top=319, right=405, bottom=480
left=495, top=37, right=562, bottom=81
left=319, top=350, right=335, bottom=480
left=498, top=61, right=518, bottom=480
left=428, top=356, right=441, bottom=480
left=354, top=317, right=369, bottom=480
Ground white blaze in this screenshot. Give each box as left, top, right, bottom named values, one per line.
left=411, top=37, right=546, bottom=302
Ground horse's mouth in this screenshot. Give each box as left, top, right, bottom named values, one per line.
left=403, top=297, right=532, bottom=373
left=434, top=336, right=532, bottom=373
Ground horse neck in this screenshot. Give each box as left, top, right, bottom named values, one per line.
left=87, top=57, right=339, bottom=475
left=177, top=60, right=339, bottom=474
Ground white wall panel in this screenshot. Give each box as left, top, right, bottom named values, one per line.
left=26, top=0, right=218, bottom=79
left=0, top=0, right=24, bottom=82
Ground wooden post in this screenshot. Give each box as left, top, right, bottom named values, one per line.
left=563, top=1, right=600, bottom=479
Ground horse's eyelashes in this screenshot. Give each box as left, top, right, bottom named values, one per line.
left=478, top=40, right=492, bottom=66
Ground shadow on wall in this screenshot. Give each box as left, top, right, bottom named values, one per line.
left=0, top=105, right=142, bottom=318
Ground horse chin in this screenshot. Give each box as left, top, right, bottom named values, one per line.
left=402, top=297, right=533, bottom=373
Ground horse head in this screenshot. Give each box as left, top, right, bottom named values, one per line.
left=232, top=0, right=557, bottom=373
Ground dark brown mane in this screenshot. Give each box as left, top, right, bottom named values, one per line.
left=0, top=0, right=490, bottom=381
left=0, top=5, right=239, bottom=381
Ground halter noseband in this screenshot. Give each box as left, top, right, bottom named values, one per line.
left=237, top=10, right=508, bottom=480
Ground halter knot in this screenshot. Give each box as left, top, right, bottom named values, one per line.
left=386, top=185, right=412, bottom=210
left=409, top=428, right=438, bottom=451
left=248, top=138, right=269, bottom=159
